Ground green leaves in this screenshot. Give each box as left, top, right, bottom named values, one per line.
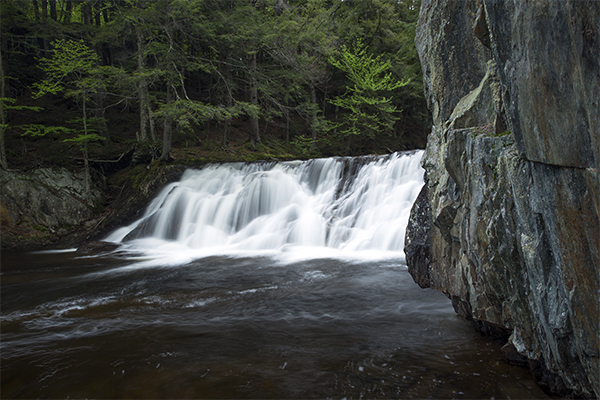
left=33, top=39, right=125, bottom=99
left=329, top=40, right=409, bottom=140
left=33, top=39, right=100, bottom=98
left=330, top=41, right=406, bottom=93
left=20, top=124, right=73, bottom=138
left=0, top=97, right=43, bottom=113
left=155, top=99, right=258, bottom=131
left=5, top=0, right=427, bottom=164
left=31, top=39, right=118, bottom=153
left=63, top=133, right=105, bottom=145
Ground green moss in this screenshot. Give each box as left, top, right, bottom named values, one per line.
left=33, top=224, right=48, bottom=232
left=130, top=165, right=150, bottom=188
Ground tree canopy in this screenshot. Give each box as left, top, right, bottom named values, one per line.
left=0, top=0, right=428, bottom=171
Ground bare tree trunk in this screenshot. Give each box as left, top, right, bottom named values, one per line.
left=0, top=47, right=7, bottom=170
left=249, top=53, right=260, bottom=147
left=82, top=92, right=88, bottom=136
left=102, top=5, right=110, bottom=24
left=148, top=102, right=156, bottom=142
left=32, top=0, right=40, bottom=21
left=82, top=2, right=92, bottom=25
left=138, top=82, right=149, bottom=142
left=41, top=0, right=48, bottom=20
left=223, top=112, right=231, bottom=150
left=322, top=84, right=327, bottom=115
left=136, top=29, right=150, bottom=143
left=309, top=82, right=318, bottom=152
left=284, top=106, right=290, bottom=144
left=82, top=95, right=91, bottom=204
left=83, top=144, right=91, bottom=205
left=64, top=0, right=73, bottom=23
left=36, top=0, right=50, bottom=57
left=94, top=92, right=109, bottom=138
left=161, top=86, right=173, bottom=161
left=223, top=68, right=233, bottom=149
left=49, top=0, right=57, bottom=21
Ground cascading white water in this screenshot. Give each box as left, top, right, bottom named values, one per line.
left=105, top=151, right=424, bottom=263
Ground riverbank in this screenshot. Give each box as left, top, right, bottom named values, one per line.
left=1, top=143, right=425, bottom=251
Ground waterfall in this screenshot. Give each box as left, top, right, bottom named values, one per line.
left=106, top=151, right=424, bottom=263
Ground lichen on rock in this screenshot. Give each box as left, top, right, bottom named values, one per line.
left=406, top=0, right=600, bottom=397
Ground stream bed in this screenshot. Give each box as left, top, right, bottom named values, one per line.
left=1, top=249, right=549, bottom=399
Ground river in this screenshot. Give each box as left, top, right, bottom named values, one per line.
left=1, top=151, right=549, bottom=398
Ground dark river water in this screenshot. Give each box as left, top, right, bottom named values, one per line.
left=1, top=249, right=549, bottom=399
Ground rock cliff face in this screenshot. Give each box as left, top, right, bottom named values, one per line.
left=0, top=164, right=188, bottom=249
left=405, top=0, right=599, bottom=397
left=0, top=168, right=103, bottom=248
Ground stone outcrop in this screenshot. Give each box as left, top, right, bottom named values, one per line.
left=0, top=162, right=189, bottom=250
left=0, top=168, right=102, bottom=248
left=405, top=0, right=599, bottom=397
left=90, top=164, right=187, bottom=240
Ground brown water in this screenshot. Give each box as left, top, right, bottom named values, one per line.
left=1, top=250, right=550, bottom=399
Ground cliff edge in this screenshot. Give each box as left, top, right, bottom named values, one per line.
left=405, top=0, right=599, bottom=397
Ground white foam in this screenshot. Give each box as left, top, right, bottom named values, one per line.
left=104, top=151, right=424, bottom=267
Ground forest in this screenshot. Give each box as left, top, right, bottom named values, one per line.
left=1, top=0, right=428, bottom=175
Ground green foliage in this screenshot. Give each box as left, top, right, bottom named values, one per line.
left=20, top=124, right=73, bottom=138
left=33, top=40, right=123, bottom=109
left=329, top=40, right=409, bottom=141
left=330, top=40, right=405, bottom=93
left=0, top=98, right=43, bottom=114
left=2, top=0, right=428, bottom=169
left=291, top=135, right=331, bottom=158
left=1, top=98, right=44, bottom=135
left=155, top=100, right=259, bottom=135
left=32, top=39, right=121, bottom=147
left=63, top=133, right=105, bottom=145
left=291, top=135, right=316, bottom=157
left=33, top=39, right=100, bottom=97
left=156, top=100, right=258, bottom=125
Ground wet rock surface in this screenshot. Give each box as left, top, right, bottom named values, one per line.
left=406, top=0, right=599, bottom=397
left=0, top=164, right=187, bottom=250
left=75, top=240, right=121, bottom=255
left=89, top=164, right=187, bottom=242
left=0, top=168, right=101, bottom=249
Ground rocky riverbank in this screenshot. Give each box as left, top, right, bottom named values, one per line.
left=0, top=163, right=186, bottom=250
left=0, top=168, right=103, bottom=249
left=405, top=0, right=599, bottom=397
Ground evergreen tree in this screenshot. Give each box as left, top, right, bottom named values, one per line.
left=1, top=0, right=428, bottom=168
left=332, top=0, right=426, bottom=147
left=267, top=0, right=337, bottom=152
left=329, top=39, right=408, bottom=148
